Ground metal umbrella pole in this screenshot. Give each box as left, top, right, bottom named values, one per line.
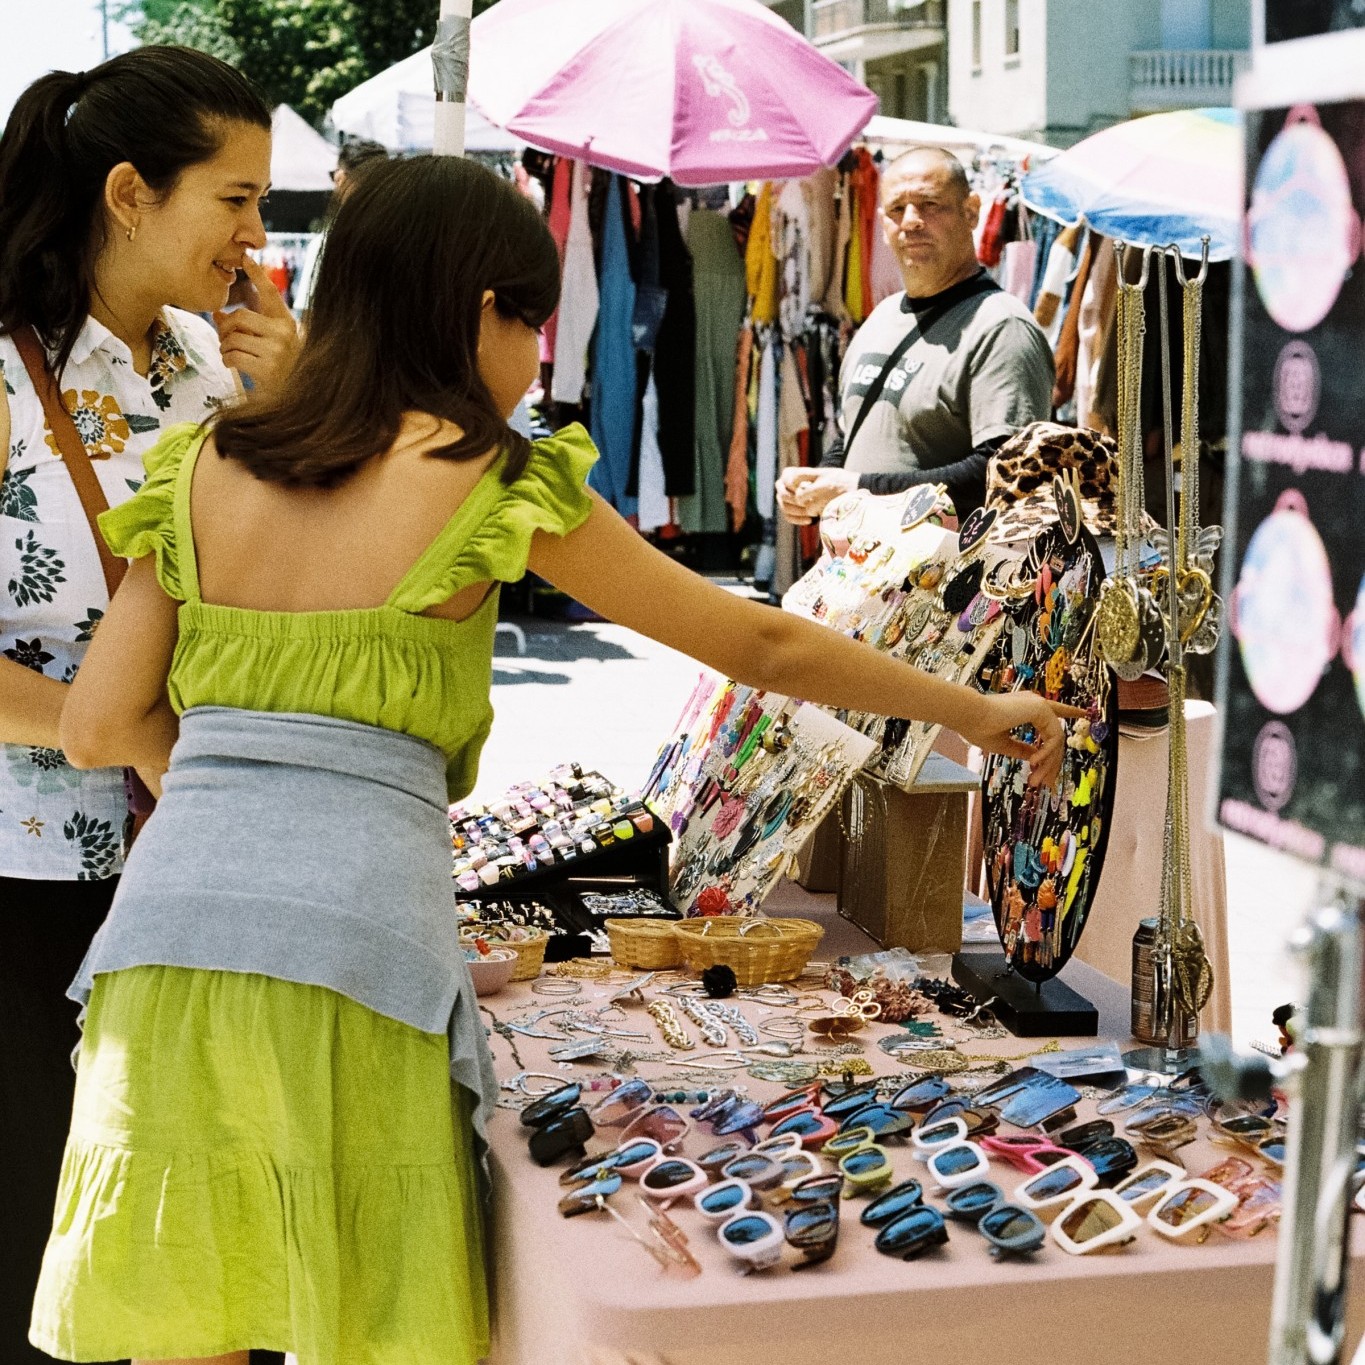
left=432, top=0, right=475, bottom=156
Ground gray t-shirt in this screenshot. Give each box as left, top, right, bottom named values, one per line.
left=837, top=276, right=1054, bottom=504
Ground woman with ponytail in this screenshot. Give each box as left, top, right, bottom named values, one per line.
left=0, top=46, right=288, bottom=1365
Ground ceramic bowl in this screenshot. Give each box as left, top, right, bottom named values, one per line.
left=466, top=948, right=518, bottom=996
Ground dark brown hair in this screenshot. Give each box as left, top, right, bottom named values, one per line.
left=0, top=46, right=271, bottom=380
left=214, top=155, right=559, bottom=488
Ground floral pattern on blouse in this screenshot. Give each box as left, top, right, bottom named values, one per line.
left=0, top=308, right=233, bottom=880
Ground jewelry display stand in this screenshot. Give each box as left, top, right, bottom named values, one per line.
left=951, top=950, right=1099, bottom=1036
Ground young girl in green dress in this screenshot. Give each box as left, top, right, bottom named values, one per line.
left=46, top=154, right=1071, bottom=1365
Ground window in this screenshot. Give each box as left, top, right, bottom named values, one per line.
left=971, top=0, right=983, bottom=69
left=1005, top=0, right=1020, bottom=58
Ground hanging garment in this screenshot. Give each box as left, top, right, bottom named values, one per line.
left=868, top=213, right=902, bottom=308
left=652, top=183, right=697, bottom=496
left=551, top=162, right=600, bottom=405
left=754, top=335, right=779, bottom=523
left=541, top=159, right=573, bottom=364
left=852, top=149, right=880, bottom=321
left=977, top=193, right=1009, bottom=268
left=1002, top=236, right=1038, bottom=303
left=1076, top=232, right=1117, bottom=430
left=725, top=323, right=755, bottom=533
left=745, top=183, right=780, bottom=326
left=588, top=175, right=639, bottom=516
left=824, top=168, right=853, bottom=319
left=636, top=374, right=671, bottom=532
left=772, top=344, right=811, bottom=599
left=777, top=179, right=811, bottom=341
left=1053, top=230, right=1098, bottom=409
left=805, top=168, right=839, bottom=307
left=679, top=209, right=746, bottom=535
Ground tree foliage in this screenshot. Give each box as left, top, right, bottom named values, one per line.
left=122, top=0, right=500, bottom=128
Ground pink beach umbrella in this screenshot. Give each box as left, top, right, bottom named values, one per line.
left=468, top=0, right=878, bottom=185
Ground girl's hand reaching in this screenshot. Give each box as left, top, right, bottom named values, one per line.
left=957, top=690, right=1087, bottom=790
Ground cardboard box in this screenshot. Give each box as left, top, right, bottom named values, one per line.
left=837, top=755, right=977, bottom=954
left=792, top=809, right=844, bottom=893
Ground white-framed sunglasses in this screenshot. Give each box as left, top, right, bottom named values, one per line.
left=1147, top=1178, right=1239, bottom=1239
left=1110, top=1159, right=1187, bottom=1211
left=912, top=1115, right=970, bottom=1157
left=717, top=1208, right=786, bottom=1272
left=1050, top=1189, right=1144, bottom=1255
left=927, top=1140, right=991, bottom=1190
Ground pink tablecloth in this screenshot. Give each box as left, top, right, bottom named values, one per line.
left=483, top=956, right=1349, bottom=1365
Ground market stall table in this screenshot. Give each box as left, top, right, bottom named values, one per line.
left=482, top=949, right=1362, bottom=1365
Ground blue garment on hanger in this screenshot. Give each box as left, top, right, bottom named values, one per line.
left=589, top=175, right=639, bottom=518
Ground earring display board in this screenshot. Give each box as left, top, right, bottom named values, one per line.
left=1217, top=97, right=1365, bottom=882
left=978, top=521, right=1119, bottom=983
left=643, top=675, right=876, bottom=917
left=782, top=485, right=1011, bottom=792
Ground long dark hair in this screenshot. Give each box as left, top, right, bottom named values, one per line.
left=214, top=155, right=560, bottom=488
left=0, top=46, right=271, bottom=380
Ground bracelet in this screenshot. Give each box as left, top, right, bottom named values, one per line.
left=648, top=1001, right=695, bottom=1051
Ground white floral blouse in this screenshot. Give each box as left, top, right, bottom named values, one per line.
left=0, top=309, right=233, bottom=880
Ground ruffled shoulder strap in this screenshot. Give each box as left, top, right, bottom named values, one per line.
left=98, top=421, right=209, bottom=602
left=388, top=423, right=598, bottom=614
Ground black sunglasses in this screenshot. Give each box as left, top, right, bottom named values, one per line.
left=558, top=1172, right=623, bottom=1218
left=820, top=1083, right=882, bottom=1123
left=528, top=1107, right=594, bottom=1166
left=874, top=1205, right=949, bottom=1260
left=785, top=1200, right=840, bottom=1269
left=860, top=1178, right=925, bottom=1228
left=521, top=1082, right=582, bottom=1128
left=1078, top=1137, right=1139, bottom=1184
left=979, top=1204, right=1047, bottom=1255
left=839, top=1103, right=916, bottom=1140
left=944, top=1180, right=1006, bottom=1222
left=1056, top=1119, right=1116, bottom=1152
left=889, top=1076, right=954, bottom=1114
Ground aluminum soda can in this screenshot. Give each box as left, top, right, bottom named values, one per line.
left=1132, top=918, right=1198, bottom=1047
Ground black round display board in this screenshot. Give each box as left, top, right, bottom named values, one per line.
left=979, top=523, right=1119, bottom=983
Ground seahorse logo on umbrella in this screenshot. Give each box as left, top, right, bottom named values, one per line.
left=694, top=54, right=767, bottom=142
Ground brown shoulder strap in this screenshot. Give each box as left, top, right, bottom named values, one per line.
left=11, top=324, right=126, bottom=597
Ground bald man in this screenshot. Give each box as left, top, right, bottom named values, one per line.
left=776, top=146, right=1052, bottom=525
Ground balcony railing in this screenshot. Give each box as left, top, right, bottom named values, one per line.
left=811, top=0, right=945, bottom=43
left=1129, top=49, right=1248, bottom=108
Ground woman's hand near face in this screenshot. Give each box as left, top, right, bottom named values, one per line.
left=214, top=256, right=301, bottom=395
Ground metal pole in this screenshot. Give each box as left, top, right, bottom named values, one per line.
left=432, top=0, right=475, bottom=156
left=100, top=0, right=109, bottom=60
left=1268, top=889, right=1365, bottom=1365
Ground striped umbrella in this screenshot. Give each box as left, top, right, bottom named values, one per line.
left=1022, top=107, right=1242, bottom=259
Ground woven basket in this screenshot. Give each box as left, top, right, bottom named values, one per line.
left=460, top=924, right=549, bottom=982
left=606, top=917, right=683, bottom=970
left=671, top=916, right=824, bottom=986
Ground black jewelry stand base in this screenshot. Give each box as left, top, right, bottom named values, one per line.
left=952, top=951, right=1099, bottom=1037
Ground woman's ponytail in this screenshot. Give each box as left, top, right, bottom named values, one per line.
left=0, top=47, right=269, bottom=380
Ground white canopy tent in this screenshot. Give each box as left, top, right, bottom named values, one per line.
left=859, top=115, right=1059, bottom=166
left=270, top=103, right=337, bottom=191
left=330, top=46, right=522, bottom=154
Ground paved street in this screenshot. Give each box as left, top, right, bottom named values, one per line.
left=476, top=607, right=1314, bottom=1053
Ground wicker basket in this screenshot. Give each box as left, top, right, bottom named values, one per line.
left=671, top=915, right=824, bottom=985
left=606, top=917, right=683, bottom=970
left=460, top=924, right=549, bottom=982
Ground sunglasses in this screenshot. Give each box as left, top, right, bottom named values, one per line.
left=528, top=1108, right=595, bottom=1166
left=1125, top=1111, right=1198, bottom=1154
left=770, top=1109, right=839, bottom=1149
left=1212, top=1112, right=1282, bottom=1143
left=639, top=1157, right=709, bottom=1207
left=620, top=1104, right=691, bottom=1152
left=697, top=1138, right=751, bottom=1174
left=1147, top=1178, right=1238, bottom=1239
left=1217, top=1180, right=1282, bottom=1240
left=874, top=1204, right=950, bottom=1260
left=1074, top=1137, right=1138, bottom=1185
left=979, top=1202, right=1047, bottom=1255
left=712, top=1100, right=765, bottom=1141
left=927, top=1140, right=991, bottom=1191
left=837, top=1141, right=894, bottom=1194
left=823, top=1125, right=878, bottom=1160
left=558, top=1172, right=624, bottom=1218
left=721, top=1151, right=789, bottom=1191
left=717, top=1209, right=786, bottom=1272
left=1056, top=1119, right=1116, bottom=1152
left=838, top=1103, right=917, bottom=1141
left=691, top=1089, right=745, bottom=1124
left=761, top=1085, right=824, bottom=1125
left=752, top=1132, right=805, bottom=1158
left=819, top=1083, right=883, bottom=1124
left=912, top=1116, right=969, bottom=1156
left=775, top=1150, right=827, bottom=1195
left=611, top=1138, right=668, bottom=1178
left=789, top=1173, right=845, bottom=1207
left=693, top=1177, right=756, bottom=1223
left=921, top=1099, right=1000, bottom=1139
left=588, top=1076, right=652, bottom=1127
left=1111, top=1159, right=1187, bottom=1210
left=785, top=1199, right=840, bottom=1269
left=1014, top=1155, right=1099, bottom=1213
left=861, top=1178, right=926, bottom=1228
left=888, top=1076, right=954, bottom=1115
left=520, top=1082, right=582, bottom=1128
left=980, top=1134, right=1073, bottom=1174
left=598, top=1193, right=701, bottom=1276
left=1051, top=1190, right=1143, bottom=1255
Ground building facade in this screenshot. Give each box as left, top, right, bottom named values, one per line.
left=948, top=0, right=1251, bottom=146
left=763, top=0, right=950, bottom=123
